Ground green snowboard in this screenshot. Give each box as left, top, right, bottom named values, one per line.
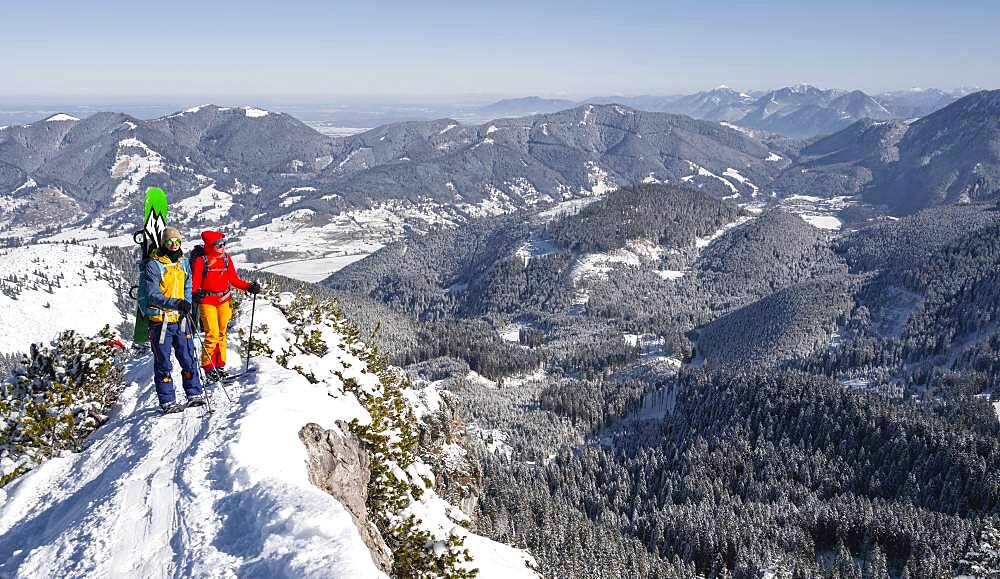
left=132, top=187, right=169, bottom=344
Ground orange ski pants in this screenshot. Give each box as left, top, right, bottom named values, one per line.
left=199, top=300, right=232, bottom=369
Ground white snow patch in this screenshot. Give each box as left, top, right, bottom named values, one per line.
left=439, top=123, right=458, bottom=134
left=801, top=214, right=843, bottom=230
left=336, top=148, right=370, bottom=170
left=471, top=137, right=495, bottom=150
left=584, top=161, right=616, bottom=195
left=244, top=107, right=270, bottom=118
left=695, top=215, right=755, bottom=249
left=656, top=269, right=685, bottom=280
left=109, top=139, right=166, bottom=205
left=766, top=152, right=783, bottom=162
left=486, top=124, right=498, bottom=134
left=723, top=167, right=759, bottom=196
left=682, top=161, right=737, bottom=193
left=12, top=178, right=37, bottom=194
left=45, top=113, right=79, bottom=122
left=641, top=172, right=661, bottom=184
left=171, top=183, right=234, bottom=222
left=536, top=196, right=600, bottom=222
left=719, top=121, right=753, bottom=135
left=0, top=244, right=123, bottom=353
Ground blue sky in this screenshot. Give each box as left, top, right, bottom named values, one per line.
left=1, top=0, right=997, bottom=98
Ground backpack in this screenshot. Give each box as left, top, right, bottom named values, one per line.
left=189, top=244, right=230, bottom=280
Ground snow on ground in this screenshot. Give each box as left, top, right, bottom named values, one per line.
left=535, top=196, right=600, bottom=222
left=243, top=107, right=270, bottom=118
left=109, top=139, right=166, bottom=206
left=995, top=400, right=1000, bottom=422
left=0, top=244, right=123, bottom=354
left=801, top=215, right=843, bottom=230
left=719, top=121, right=753, bottom=136
left=779, top=195, right=855, bottom=231
left=466, top=425, right=513, bottom=458
left=681, top=161, right=737, bottom=193
left=632, top=387, right=677, bottom=421
left=569, top=240, right=659, bottom=284
left=171, top=183, right=234, bottom=223
left=45, top=114, right=79, bottom=122
left=766, top=152, right=783, bottom=162
left=255, top=253, right=373, bottom=283
left=498, top=323, right=527, bottom=343
left=41, top=227, right=137, bottom=248
left=722, top=167, right=759, bottom=196
left=584, top=161, right=617, bottom=195
left=695, top=214, right=755, bottom=248
left=0, top=298, right=536, bottom=578
left=514, top=231, right=562, bottom=264
left=656, top=269, right=685, bottom=280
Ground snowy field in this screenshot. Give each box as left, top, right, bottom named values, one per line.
left=0, top=244, right=124, bottom=353
left=778, top=195, right=857, bottom=231
left=0, top=299, right=537, bottom=578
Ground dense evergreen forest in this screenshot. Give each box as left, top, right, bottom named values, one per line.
left=322, top=185, right=1000, bottom=577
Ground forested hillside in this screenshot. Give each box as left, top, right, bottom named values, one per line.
left=324, top=182, right=1000, bottom=577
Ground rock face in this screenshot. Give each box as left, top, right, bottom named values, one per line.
left=298, top=422, right=392, bottom=572
left=415, top=391, right=482, bottom=517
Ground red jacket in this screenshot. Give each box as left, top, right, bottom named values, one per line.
left=192, top=230, right=249, bottom=306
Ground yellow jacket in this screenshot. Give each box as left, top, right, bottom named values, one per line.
left=139, top=252, right=193, bottom=324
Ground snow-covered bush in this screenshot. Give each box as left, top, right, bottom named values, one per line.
left=0, top=325, right=124, bottom=487
left=248, top=287, right=477, bottom=578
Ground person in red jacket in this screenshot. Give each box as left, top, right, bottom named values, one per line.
left=191, top=230, right=260, bottom=381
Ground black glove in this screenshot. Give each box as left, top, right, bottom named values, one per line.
left=193, top=289, right=206, bottom=304
left=177, top=300, right=193, bottom=317
left=247, top=281, right=261, bottom=294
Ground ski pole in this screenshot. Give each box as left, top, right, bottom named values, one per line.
left=188, top=313, right=233, bottom=405
left=244, top=292, right=257, bottom=376
left=185, top=315, right=215, bottom=414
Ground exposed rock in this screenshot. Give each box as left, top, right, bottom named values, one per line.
left=299, top=422, right=392, bottom=572
left=415, top=390, right=482, bottom=517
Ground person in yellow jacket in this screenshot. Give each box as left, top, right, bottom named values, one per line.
left=138, top=227, right=204, bottom=413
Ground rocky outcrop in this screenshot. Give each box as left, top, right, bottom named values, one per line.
left=299, top=422, right=392, bottom=572
left=415, top=390, right=482, bottom=517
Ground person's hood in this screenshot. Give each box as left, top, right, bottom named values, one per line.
left=201, top=230, right=226, bottom=256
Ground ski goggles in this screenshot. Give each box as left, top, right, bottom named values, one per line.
left=165, top=238, right=182, bottom=247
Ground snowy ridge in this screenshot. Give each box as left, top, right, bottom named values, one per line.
left=0, top=297, right=536, bottom=578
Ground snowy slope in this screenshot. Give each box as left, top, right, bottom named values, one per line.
left=0, top=298, right=536, bottom=578
left=0, top=244, right=124, bottom=354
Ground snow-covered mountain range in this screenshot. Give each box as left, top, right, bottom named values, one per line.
left=1, top=90, right=998, bottom=286
left=480, top=85, right=979, bottom=138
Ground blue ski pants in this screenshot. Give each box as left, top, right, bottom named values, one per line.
left=149, top=321, right=203, bottom=405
